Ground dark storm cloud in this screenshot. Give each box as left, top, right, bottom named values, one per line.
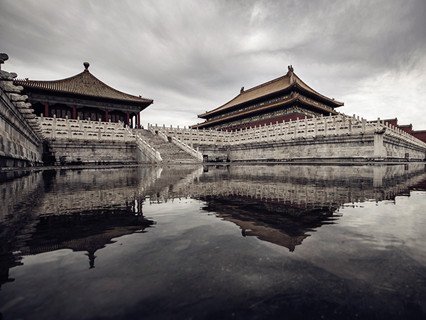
left=1, top=0, right=425, bottom=127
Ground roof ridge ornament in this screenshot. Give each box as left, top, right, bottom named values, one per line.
left=288, top=65, right=295, bottom=84
left=83, top=62, right=90, bottom=70
left=240, top=86, right=244, bottom=93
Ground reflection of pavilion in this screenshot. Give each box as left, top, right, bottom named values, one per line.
left=202, top=197, right=339, bottom=251
left=19, top=210, right=155, bottom=269
left=0, top=209, right=154, bottom=289
left=1, top=163, right=425, bottom=286
left=0, top=165, right=202, bottom=289
left=188, top=164, right=426, bottom=251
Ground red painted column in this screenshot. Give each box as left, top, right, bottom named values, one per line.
left=104, top=110, right=109, bottom=122
left=72, top=105, right=77, bottom=119
left=43, top=102, right=49, bottom=117
left=125, top=112, right=130, bottom=126
left=137, top=112, right=141, bottom=129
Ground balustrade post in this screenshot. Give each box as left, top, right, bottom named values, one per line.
left=286, top=120, right=290, bottom=140
left=314, top=118, right=318, bottom=137
left=294, top=121, right=298, bottom=139
left=304, top=118, right=308, bottom=138
left=335, top=116, right=340, bottom=136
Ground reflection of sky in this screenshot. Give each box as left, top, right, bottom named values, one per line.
left=1, top=194, right=426, bottom=319
left=291, top=192, right=426, bottom=284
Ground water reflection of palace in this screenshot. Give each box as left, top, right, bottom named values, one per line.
left=193, top=164, right=426, bottom=251
left=0, top=165, right=203, bottom=288
left=172, top=164, right=426, bottom=206
left=1, top=164, right=426, bottom=287
left=20, top=212, right=154, bottom=268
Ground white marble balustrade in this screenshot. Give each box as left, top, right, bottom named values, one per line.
left=38, top=116, right=135, bottom=142
left=149, top=114, right=426, bottom=149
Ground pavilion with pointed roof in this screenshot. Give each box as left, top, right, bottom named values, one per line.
left=14, top=62, right=153, bottom=127
left=192, top=66, right=343, bottom=130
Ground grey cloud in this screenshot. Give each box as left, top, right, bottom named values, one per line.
left=1, top=0, right=425, bottom=127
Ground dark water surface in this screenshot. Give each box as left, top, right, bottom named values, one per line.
left=0, top=164, right=426, bottom=320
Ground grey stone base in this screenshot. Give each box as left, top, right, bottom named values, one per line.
left=47, top=139, right=138, bottom=165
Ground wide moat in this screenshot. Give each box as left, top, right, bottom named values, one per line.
left=0, top=164, right=426, bottom=319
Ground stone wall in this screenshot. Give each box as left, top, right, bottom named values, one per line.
left=152, top=114, right=426, bottom=162
left=227, top=133, right=375, bottom=161
left=48, top=139, right=138, bottom=165
left=0, top=170, right=44, bottom=220
left=39, top=117, right=192, bottom=164
left=383, top=134, right=426, bottom=161
left=0, top=63, right=43, bottom=167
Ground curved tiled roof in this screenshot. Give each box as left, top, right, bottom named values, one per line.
left=14, top=64, right=153, bottom=105
left=199, top=67, right=343, bottom=118
left=192, top=93, right=338, bottom=129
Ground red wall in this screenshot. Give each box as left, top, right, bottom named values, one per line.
left=412, top=131, right=426, bottom=143
left=398, top=125, right=413, bottom=134
left=383, top=119, right=398, bottom=127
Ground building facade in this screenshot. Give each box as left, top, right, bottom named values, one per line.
left=192, top=66, right=343, bottom=131
left=14, top=62, right=153, bottom=128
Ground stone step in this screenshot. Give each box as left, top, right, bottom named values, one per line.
left=135, top=129, right=198, bottom=163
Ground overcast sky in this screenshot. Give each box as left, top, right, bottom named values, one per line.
left=1, top=0, right=425, bottom=128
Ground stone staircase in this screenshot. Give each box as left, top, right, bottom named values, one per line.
left=135, top=129, right=200, bottom=163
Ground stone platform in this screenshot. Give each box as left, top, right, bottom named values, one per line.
left=151, top=114, right=426, bottom=162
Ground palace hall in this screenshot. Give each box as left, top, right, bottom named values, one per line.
left=192, top=66, right=343, bottom=131
left=14, top=62, right=153, bottom=128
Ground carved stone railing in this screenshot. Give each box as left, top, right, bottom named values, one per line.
left=134, top=135, right=163, bottom=163
left=226, top=114, right=373, bottom=145
left=38, top=116, right=134, bottom=142
left=146, top=124, right=204, bottom=161
left=149, top=114, right=426, bottom=151
left=170, top=136, right=203, bottom=162
left=149, top=123, right=231, bottom=146
left=155, top=129, right=169, bottom=142
left=380, top=121, right=426, bottom=149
